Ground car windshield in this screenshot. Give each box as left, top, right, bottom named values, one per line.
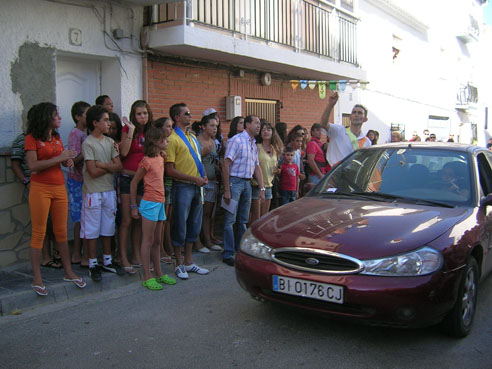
left=311, top=147, right=474, bottom=207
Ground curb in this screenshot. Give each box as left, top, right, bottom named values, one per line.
left=0, top=250, right=223, bottom=316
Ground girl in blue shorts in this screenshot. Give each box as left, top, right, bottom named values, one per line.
left=130, top=126, right=176, bottom=290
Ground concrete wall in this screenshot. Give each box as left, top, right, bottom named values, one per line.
left=0, top=0, right=143, bottom=148
left=0, top=0, right=144, bottom=267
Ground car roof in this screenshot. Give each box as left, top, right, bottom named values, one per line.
left=365, top=142, right=486, bottom=155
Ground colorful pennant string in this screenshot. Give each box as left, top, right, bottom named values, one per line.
left=300, top=80, right=308, bottom=90
left=318, top=81, right=326, bottom=99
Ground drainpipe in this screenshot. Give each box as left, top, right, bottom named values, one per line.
left=142, top=52, right=148, bottom=101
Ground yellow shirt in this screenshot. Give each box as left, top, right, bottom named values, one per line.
left=165, top=130, right=200, bottom=178
left=252, top=143, right=278, bottom=187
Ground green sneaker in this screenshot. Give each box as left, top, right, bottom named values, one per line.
left=156, top=274, right=176, bottom=285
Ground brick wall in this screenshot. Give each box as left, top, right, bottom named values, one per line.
left=147, top=59, right=334, bottom=136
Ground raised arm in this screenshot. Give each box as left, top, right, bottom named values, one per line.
left=320, top=92, right=339, bottom=132
left=119, top=117, right=135, bottom=158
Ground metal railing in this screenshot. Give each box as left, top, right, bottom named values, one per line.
left=148, top=0, right=358, bottom=66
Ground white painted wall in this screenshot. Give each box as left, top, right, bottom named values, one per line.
left=0, top=0, right=144, bottom=148
left=332, top=0, right=488, bottom=145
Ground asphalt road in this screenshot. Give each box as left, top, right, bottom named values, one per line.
left=1, top=261, right=491, bottom=369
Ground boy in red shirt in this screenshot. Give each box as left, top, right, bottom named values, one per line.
left=278, top=147, right=300, bottom=206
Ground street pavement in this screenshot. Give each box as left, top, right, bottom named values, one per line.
left=1, top=255, right=492, bottom=369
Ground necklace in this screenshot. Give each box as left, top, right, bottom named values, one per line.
left=262, top=142, right=272, bottom=154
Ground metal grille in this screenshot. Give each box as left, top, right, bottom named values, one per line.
left=245, top=98, right=277, bottom=125
left=272, top=249, right=361, bottom=273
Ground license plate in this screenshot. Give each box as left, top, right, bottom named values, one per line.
left=272, top=275, right=344, bottom=304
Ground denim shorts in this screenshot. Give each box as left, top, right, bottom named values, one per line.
left=139, top=199, right=166, bottom=222
left=67, top=178, right=83, bottom=223
left=203, top=181, right=217, bottom=203
left=251, top=186, right=273, bottom=200
left=171, top=182, right=203, bottom=246
left=119, top=174, right=144, bottom=196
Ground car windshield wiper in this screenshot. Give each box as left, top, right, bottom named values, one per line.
left=321, top=191, right=455, bottom=208
left=356, top=192, right=455, bottom=208
left=321, top=191, right=388, bottom=202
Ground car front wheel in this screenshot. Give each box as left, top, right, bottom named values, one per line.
left=443, top=257, right=479, bottom=338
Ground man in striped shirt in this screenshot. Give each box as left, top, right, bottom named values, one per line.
left=222, top=115, right=264, bottom=266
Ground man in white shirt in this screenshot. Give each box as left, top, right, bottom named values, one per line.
left=320, top=92, right=371, bottom=166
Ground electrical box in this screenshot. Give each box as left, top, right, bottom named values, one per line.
left=226, top=96, right=242, bottom=120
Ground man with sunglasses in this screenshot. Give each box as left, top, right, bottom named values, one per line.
left=320, top=92, right=371, bottom=167
left=166, top=103, right=209, bottom=279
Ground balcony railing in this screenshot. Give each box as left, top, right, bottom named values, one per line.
left=147, top=0, right=358, bottom=66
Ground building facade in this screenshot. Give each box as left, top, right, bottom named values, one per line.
left=0, top=0, right=144, bottom=266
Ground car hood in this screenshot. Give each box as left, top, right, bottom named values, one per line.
left=252, top=197, right=471, bottom=259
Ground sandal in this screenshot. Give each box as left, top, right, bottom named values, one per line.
left=123, top=266, right=137, bottom=275
left=160, top=256, right=172, bottom=264
left=31, top=284, right=48, bottom=296
left=63, top=277, right=87, bottom=289
left=41, top=260, right=62, bottom=269
left=142, top=278, right=163, bottom=290
left=156, top=274, right=176, bottom=285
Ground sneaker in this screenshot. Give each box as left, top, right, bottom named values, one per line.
left=197, top=247, right=210, bottom=254
left=89, top=266, right=102, bottom=282
left=102, top=263, right=125, bottom=275
left=210, top=244, right=223, bottom=251
left=184, top=263, right=209, bottom=275
left=175, top=264, right=189, bottom=280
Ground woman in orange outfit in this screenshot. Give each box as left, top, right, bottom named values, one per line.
left=25, top=102, right=86, bottom=296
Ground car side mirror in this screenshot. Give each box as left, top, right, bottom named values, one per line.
left=480, top=193, right=492, bottom=208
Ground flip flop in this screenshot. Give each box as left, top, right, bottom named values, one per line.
left=63, top=277, right=87, bottom=289
left=123, top=266, right=137, bottom=275
left=31, top=284, right=48, bottom=296
left=160, top=256, right=173, bottom=264
left=156, top=274, right=176, bottom=285
left=41, top=260, right=62, bottom=269
left=142, top=278, right=163, bottom=290
left=132, top=263, right=142, bottom=268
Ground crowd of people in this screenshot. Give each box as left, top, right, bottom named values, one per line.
left=12, top=91, right=463, bottom=295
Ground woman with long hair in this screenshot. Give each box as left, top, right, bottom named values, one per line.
left=118, top=100, right=154, bottom=273
left=25, top=102, right=86, bottom=295
left=250, top=121, right=283, bottom=224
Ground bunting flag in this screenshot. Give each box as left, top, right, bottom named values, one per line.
left=300, top=80, right=308, bottom=90
left=339, top=80, right=347, bottom=92
left=308, top=80, right=317, bottom=90
left=290, top=80, right=299, bottom=90
left=329, top=80, right=337, bottom=91
left=318, top=81, right=326, bottom=99
left=349, top=80, right=358, bottom=89
left=360, top=81, right=369, bottom=90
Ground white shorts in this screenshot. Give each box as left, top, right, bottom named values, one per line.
left=80, top=190, right=117, bottom=239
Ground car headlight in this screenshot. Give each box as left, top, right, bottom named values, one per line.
left=360, top=247, right=443, bottom=276
left=239, top=228, right=272, bottom=260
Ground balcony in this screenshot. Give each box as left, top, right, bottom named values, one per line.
left=144, top=0, right=365, bottom=81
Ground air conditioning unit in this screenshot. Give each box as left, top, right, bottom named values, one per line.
left=226, top=96, right=242, bottom=120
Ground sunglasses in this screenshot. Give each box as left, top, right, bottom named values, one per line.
left=183, top=111, right=191, bottom=116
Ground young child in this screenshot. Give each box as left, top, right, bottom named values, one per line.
left=278, top=147, right=300, bottom=206
left=130, top=125, right=176, bottom=290
left=81, top=105, right=123, bottom=281
left=68, top=101, right=90, bottom=266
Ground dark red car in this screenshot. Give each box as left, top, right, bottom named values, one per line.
left=236, top=143, right=492, bottom=337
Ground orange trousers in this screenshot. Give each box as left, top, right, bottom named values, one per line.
left=29, top=182, right=68, bottom=249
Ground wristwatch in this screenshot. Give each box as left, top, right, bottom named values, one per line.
left=22, top=178, right=30, bottom=186
left=260, top=187, right=266, bottom=191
